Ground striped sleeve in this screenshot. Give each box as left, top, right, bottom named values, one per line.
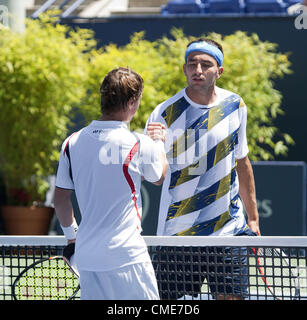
left=55, top=136, right=75, bottom=190
left=234, top=98, right=249, bottom=159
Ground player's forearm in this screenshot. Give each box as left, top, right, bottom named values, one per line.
left=236, top=156, right=260, bottom=234
left=152, top=150, right=169, bottom=186
left=146, top=122, right=169, bottom=186
left=54, top=187, right=74, bottom=227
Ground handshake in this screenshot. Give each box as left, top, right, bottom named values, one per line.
left=146, top=122, right=166, bottom=142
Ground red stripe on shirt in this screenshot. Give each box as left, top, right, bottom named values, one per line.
left=123, top=142, right=141, bottom=225
left=63, top=131, right=78, bottom=156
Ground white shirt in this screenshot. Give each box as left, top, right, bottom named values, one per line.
left=146, top=87, right=249, bottom=236
left=56, top=120, right=163, bottom=271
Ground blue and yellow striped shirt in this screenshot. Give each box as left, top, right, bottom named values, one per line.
left=146, top=87, right=249, bottom=236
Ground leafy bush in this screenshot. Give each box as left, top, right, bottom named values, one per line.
left=83, top=32, right=168, bottom=130
left=0, top=14, right=95, bottom=205
left=83, top=28, right=293, bottom=161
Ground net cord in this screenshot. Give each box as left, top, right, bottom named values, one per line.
left=0, top=236, right=307, bottom=247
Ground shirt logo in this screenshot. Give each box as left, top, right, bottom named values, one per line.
left=92, top=129, right=104, bottom=134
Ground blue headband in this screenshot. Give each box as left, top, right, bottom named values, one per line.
left=185, top=41, right=223, bottom=66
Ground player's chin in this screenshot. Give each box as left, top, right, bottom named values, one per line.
left=189, top=81, right=207, bottom=90
left=191, top=78, right=205, bottom=84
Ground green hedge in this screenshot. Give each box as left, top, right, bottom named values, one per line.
left=0, top=14, right=94, bottom=204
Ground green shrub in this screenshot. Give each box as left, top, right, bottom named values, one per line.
left=0, top=14, right=95, bottom=205
left=82, top=32, right=168, bottom=130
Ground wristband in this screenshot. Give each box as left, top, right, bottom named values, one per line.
left=61, top=218, right=78, bottom=240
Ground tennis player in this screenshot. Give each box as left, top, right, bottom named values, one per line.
left=146, top=38, right=260, bottom=300
left=54, top=67, right=168, bottom=300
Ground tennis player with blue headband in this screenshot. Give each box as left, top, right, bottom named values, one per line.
left=182, top=38, right=225, bottom=106
left=145, top=37, right=260, bottom=300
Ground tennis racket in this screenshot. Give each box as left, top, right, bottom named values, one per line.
left=12, top=243, right=80, bottom=300
left=251, top=246, right=300, bottom=300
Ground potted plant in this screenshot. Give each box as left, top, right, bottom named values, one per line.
left=0, top=13, right=94, bottom=234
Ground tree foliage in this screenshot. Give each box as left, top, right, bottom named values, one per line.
left=0, top=13, right=94, bottom=205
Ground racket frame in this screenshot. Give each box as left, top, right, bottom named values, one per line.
left=12, top=255, right=80, bottom=300
left=251, top=246, right=300, bottom=300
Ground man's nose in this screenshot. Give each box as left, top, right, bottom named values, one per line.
left=195, top=63, right=202, bottom=73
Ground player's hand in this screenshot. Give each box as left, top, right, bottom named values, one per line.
left=248, top=220, right=261, bottom=236
left=146, top=122, right=166, bottom=142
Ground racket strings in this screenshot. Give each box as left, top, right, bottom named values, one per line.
left=252, top=247, right=299, bottom=300
left=14, top=257, right=79, bottom=300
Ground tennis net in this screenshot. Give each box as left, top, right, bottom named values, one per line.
left=0, top=236, right=307, bottom=300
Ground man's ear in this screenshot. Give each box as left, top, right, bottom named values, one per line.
left=127, top=98, right=140, bottom=114
left=183, top=63, right=187, bottom=77
left=217, top=66, right=224, bottom=79
left=127, top=98, right=135, bottom=109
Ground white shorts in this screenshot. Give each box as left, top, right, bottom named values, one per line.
left=79, top=262, right=160, bottom=300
